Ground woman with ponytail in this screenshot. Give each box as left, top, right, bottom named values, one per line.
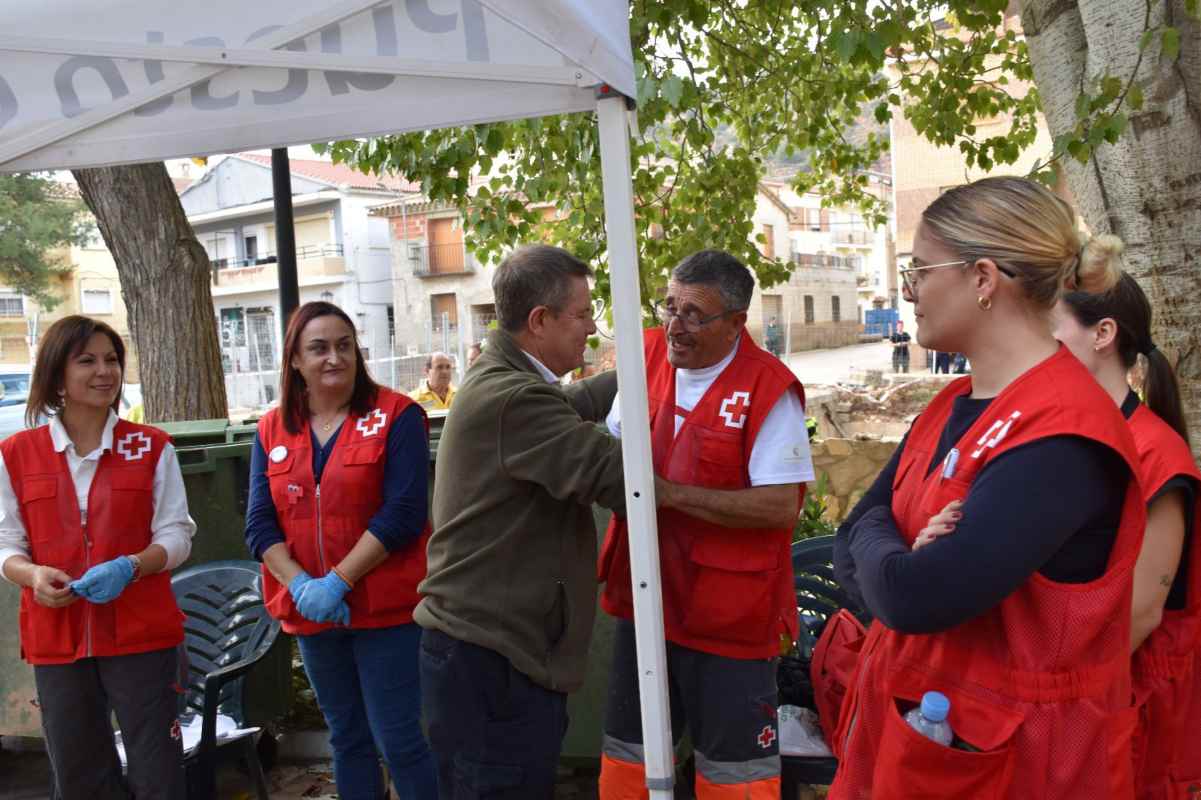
left=826, top=176, right=1146, bottom=799
left=1055, top=274, right=1201, bottom=798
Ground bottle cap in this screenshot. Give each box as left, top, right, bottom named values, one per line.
left=920, top=691, right=950, bottom=722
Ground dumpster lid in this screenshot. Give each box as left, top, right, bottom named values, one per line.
left=158, top=418, right=230, bottom=443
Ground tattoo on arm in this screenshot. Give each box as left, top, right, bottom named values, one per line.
left=1160, top=574, right=1172, bottom=588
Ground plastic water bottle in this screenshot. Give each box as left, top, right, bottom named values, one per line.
left=903, top=691, right=953, bottom=747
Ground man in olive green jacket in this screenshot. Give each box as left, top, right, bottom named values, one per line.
left=416, top=245, right=625, bottom=799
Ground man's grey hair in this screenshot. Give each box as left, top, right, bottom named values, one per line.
left=425, top=352, right=452, bottom=371
left=493, top=244, right=592, bottom=333
left=671, top=249, right=754, bottom=311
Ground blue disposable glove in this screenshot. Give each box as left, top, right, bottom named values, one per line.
left=295, top=571, right=351, bottom=626
left=69, top=556, right=135, bottom=604
left=288, top=571, right=313, bottom=605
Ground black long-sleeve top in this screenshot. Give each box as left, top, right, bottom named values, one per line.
left=833, top=393, right=1131, bottom=634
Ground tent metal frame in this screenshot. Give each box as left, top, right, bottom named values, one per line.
left=1, top=9, right=674, bottom=794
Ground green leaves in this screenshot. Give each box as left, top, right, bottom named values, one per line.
left=317, top=0, right=1168, bottom=303
left=1162, top=27, right=1181, bottom=61
left=660, top=75, right=685, bottom=108
left=0, top=174, right=88, bottom=309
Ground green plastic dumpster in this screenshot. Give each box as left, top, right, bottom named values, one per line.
left=162, top=420, right=291, bottom=726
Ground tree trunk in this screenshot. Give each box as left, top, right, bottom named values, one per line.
left=72, top=163, right=228, bottom=423
left=1021, top=0, right=1201, bottom=455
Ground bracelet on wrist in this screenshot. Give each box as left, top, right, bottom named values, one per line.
left=127, top=554, right=143, bottom=582
left=331, top=565, right=354, bottom=589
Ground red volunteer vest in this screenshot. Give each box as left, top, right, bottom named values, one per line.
left=2, top=421, right=184, bottom=665
left=829, top=346, right=1145, bottom=800
left=598, top=329, right=805, bottom=659
left=258, top=388, right=431, bottom=636
left=1127, top=405, right=1201, bottom=799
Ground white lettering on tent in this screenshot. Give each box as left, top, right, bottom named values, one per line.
left=54, top=57, right=130, bottom=119
left=0, top=0, right=492, bottom=130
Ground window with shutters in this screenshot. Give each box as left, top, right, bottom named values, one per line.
left=82, top=289, right=113, bottom=315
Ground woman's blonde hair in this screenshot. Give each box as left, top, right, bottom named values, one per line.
left=922, top=176, right=1123, bottom=308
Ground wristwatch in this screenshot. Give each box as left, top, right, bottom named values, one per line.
left=127, top=554, right=143, bottom=582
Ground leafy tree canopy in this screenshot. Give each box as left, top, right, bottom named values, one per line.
left=0, top=173, right=89, bottom=309
left=319, top=0, right=1192, bottom=303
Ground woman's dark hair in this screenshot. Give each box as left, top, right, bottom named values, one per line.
left=27, top=315, right=126, bottom=428
left=279, top=302, right=379, bottom=434
left=1062, top=273, right=1188, bottom=442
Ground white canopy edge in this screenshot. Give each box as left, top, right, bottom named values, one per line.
left=0, top=0, right=634, bottom=172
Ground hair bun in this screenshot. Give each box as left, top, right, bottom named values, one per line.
left=1075, top=233, right=1124, bottom=294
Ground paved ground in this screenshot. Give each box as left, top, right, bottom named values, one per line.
left=782, top=339, right=926, bottom=386
left=0, top=744, right=645, bottom=799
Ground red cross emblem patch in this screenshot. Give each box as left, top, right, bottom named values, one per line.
left=718, top=391, right=751, bottom=429
left=116, top=431, right=152, bottom=461
left=757, top=724, right=776, bottom=749
left=355, top=409, right=387, bottom=438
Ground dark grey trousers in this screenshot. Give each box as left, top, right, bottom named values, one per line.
left=34, top=646, right=186, bottom=800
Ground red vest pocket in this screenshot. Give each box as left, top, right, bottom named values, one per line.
left=679, top=533, right=779, bottom=647
left=352, top=531, right=429, bottom=623
left=917, top=476, right=971, bottom=523
left=114, top=573, right=183, bottom=649
left=20, top=591, right=81, bottom=662
left=19, top=478, right=67, bottom=563
left=107, top=469, right=155, bottom=547
left=690, top=429, right=746, bottom=490
left=871, top=687, right=1022, bottom=800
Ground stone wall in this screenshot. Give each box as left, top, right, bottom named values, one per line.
left=810, top=437, right=900, bottom=522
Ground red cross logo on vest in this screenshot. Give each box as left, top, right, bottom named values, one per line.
left=970, top=410, right=1021, bottom=459
left=718, top=391, right=751, bottom=429
left=116, top=431, right=152, bottom=461
left=355, top=409, right=387, bottom=438
left=757, top=725, right=776, bottom=749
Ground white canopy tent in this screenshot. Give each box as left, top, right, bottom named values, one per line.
left=0, top=1, right=675, bottom=795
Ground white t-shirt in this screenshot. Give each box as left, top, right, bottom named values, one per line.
left=606, top=345, right=815, bottom=486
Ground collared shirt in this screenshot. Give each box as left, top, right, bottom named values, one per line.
left=0, top=410, right=197, bottom=583
left=409, top=380, right=457, bottom=411
left=520, top=350, right=561, bottom=384
left=605, top=338, right=815, bottom=486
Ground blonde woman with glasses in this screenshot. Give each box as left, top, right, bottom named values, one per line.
left=825, top=176, right=1145, bottom=798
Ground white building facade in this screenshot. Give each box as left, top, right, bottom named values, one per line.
left=181, top=154, right=413, bottom=410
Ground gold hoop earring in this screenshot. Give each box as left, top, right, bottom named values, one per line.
left=977, top=296, right=992, bottom=311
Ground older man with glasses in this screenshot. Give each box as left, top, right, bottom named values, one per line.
left=597, top=249, right=815, bottom=800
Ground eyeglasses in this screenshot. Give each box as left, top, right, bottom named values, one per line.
left=652, top=300, right=746, bottom=333
left=899, top=259, right=1017, bottom=299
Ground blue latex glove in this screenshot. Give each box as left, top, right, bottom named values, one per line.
left=295, top=571, right=351, bottom=626
left=69, top=557, right=135, bottom=604
left=288, top=571, right=313, bottom=605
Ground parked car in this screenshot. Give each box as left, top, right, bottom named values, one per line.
left=0, top=383, right=142, bottom=441
left=0, top=369, right=31, bottom=408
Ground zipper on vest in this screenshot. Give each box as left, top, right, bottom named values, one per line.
left=316, top=485, right=327, bottom=574
left=82, top=520, right=93, bottom=658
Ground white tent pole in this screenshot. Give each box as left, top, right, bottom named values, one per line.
left=595, top=91, right=673, bottom=800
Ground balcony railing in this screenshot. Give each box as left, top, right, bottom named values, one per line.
left=211, top=243, right=346, bottom=287
left=210, top=243, right=344, bottom=270
left=410, top=242, right=475, bottom=276
left=833, top=229, right=873, bottom=245
left=789, top=252, right=860, bottom=270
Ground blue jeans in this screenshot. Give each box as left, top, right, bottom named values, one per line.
left=419, top=629, right=568, bottom=799
left=298, top=623, right=438, bottom=800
